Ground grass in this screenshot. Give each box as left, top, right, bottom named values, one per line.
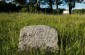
left=0, top=12, right=85, bottom=55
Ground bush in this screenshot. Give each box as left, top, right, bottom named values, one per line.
left=27, top=2, right=37, bottom=12
left=0, top=1, right=21, bottom=12
left=58, top=8, right=65, bottom=14
left=73, top=9, right=85, bottom=14
left=19, top=7, right=28, bottom=12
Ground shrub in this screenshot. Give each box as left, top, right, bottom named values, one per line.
left=73, top=9, right=85, bottom=14
left=0, top=1, right=21, bottom=12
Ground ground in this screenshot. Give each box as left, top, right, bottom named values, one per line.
left=0, top=12, right=85, bottom=55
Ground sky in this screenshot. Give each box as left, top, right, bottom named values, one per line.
left=58, top=3, right=85, bottom=9
left=39, top=1, right=85, bottom=9
left=40, top=3, right=85, bottom=9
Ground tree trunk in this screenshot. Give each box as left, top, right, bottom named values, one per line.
left=49, top=0, right=52, bottom=12
left=69, top=4, right=72, bottom=14
left=56, top=4, right=58, bottom=13
left=35, top=0, right=39, bottom=11
left=56, top=0, right=59, bottom=14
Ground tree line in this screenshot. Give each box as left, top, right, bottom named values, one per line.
left=0, top=0, right=84, bottom=14
left=0, top=1, right=21, bottom=12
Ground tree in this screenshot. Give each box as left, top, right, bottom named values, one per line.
left=64, top=0, right=84, bottom=14
left=35, top=0, right=40, bottom=10
left=64, top=0, right=75, bottom=14
left=49, top=0, right=53, bottom=12
left=15, top=0, right=26, bottom=5
left=56, top=0, right=62, bottom=13
left=77, top=0, right=84, bottom=3
left=49, top=0, right=62, bottom=13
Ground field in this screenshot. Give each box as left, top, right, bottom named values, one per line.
left=0, top=12, right=85, bottom=55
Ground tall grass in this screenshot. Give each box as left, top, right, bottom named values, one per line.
left=0, top=13, right=85, bottom=55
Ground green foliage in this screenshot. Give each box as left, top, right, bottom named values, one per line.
left=73, top=9, right=85, bottom=14
left=64, top=0, right=75, bottom=14
left=15, top=0, right=26, bottom=5
left=57, top=8, right=65, bottom=14
left=18, top=47, right=58, bottom=55
left=0, top=13, right=85, bottom=55
left=27, top=2, right=37, bottom=12
left=0, top=1, right=21, bottom=12
left=20, top=7, right=28, bottom=12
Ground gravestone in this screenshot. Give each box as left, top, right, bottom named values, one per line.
left=18, top=25, right=59, bottom=52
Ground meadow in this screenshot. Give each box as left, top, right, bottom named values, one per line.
left=0, top=12, right=85, bottom=55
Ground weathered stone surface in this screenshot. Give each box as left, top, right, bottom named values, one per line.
left=18, top=25, right=59, bottom=51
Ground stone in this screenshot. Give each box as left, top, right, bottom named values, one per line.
left=18, top=25, right=59, bottom=51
